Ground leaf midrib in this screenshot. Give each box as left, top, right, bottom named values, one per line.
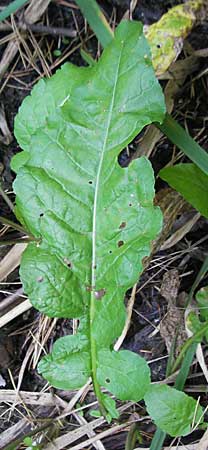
left=91, top=45, right=123, bottom=307
left=89, top=43, right=123, bottom=405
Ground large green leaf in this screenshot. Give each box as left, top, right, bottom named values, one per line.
left=159, top=163, right=208, bottom=218
left=144, top=384, right=204, bottom=437
left=12, top=21, right=165, bottom=415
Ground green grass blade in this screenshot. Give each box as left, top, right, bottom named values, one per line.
left=80, top=48, right=96, bottom=66
left=172, top=320, right=208, bottom=373
left=125, top=423, right=138, bottom=450
left=149, top=429, right=166, bottom=450
left=156, top=113, right=208, bottom=176
left=0, top=0, right=29, bottom=22
left=174, top=343, right=197, bottom=391
left=75, top=0, right=114, bottom=48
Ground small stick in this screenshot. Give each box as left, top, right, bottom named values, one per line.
left=0, top=21, right=77, bottom=38
left=25, top=22, right=77, bottom=38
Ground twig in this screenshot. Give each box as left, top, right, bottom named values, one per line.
left=23, top=22, right=77, bottom=37
left=0, top=21, right=77, bottom=38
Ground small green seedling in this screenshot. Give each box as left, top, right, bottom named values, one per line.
left=23, top=437, right=41, bottom=450
left=12, top=21, right=203, bottom=435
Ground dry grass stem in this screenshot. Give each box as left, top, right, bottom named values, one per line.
left=0, top=243, right=27, bottom=281
left=73, top=412, right=106, bottom=450
left=0, top=0, right=51, bottom=79
left=114, top=283, right=137, bottom=351
left=161, top=212, right=201, bottom=250
left=0, top=298, right=31, bottom=328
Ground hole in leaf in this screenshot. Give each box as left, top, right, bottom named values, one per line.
left=64, top=257, right=73, bottom=269
left=86, top=285, right=94, bottom=292
left=119, top=221, right=126, bottom=229
left=118, top=240, right=124, bottom=247
left=105, top=378, right=110, bottom=384
left=37, top=276, right=43, bottom=283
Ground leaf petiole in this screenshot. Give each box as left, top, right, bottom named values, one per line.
left=90, top=290, right=107, bottom=417
left=0, top=215, right=33, bottom=237
left=0, top=183, right=14, bottom=211
left=0, top=237, right=39, bottom=246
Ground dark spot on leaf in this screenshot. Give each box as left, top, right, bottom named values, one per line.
left=64, top=257, right=73, bottom=269
left=118, top=240, right=124, bottom=247
left=105, top=378, right=110, bottom=384
left=88, top=180, right=93, bottom=184
left=39, top=213, right=44, bottom=217
left=94, top=289, right=106, bottom=300
left=157, top=44, right=161, bottom=48
left=37, top=276, right=43, bottom=283
left=93, top=264, right=97, bottom=270
left=119, top=221, right=126, bottom=229
left=129, top=203, right=132, bottom=207
left=109, top=250, right=112, bottom=254
left=86, top=285, right=94, bottom=292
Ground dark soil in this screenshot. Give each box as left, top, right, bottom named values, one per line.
left=0, top=0, right=207, bottom=449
